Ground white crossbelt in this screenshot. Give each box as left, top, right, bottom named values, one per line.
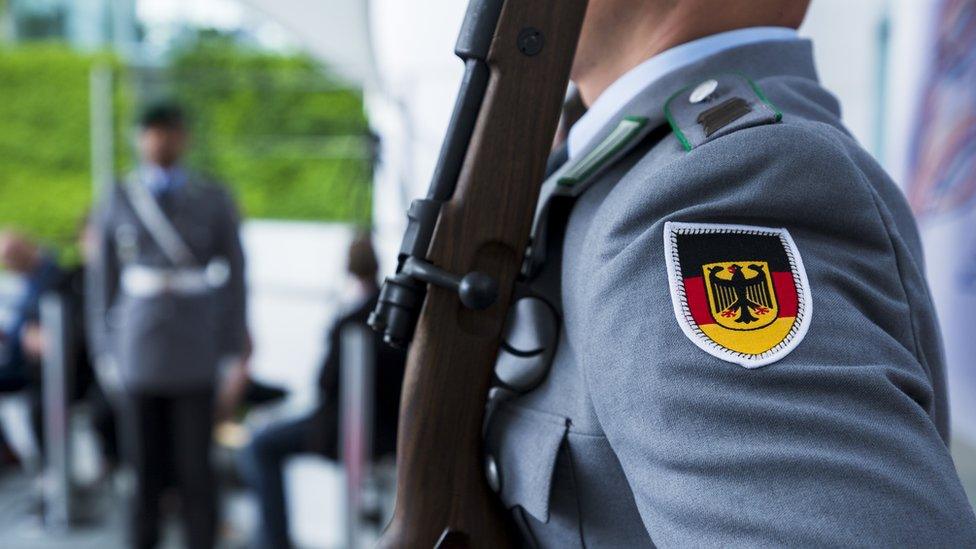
left=124, top=175, right=199, bottom=267
left=121, top=263, right=228, bottom=298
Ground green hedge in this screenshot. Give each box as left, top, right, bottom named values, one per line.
left=0, top=35, right=371, bottom=263
left=168, top=31, right=372, bottom=223
left=0, top=45, right=119, bottom=262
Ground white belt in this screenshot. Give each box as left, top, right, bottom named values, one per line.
left=121, top=264, right=225, bottom=298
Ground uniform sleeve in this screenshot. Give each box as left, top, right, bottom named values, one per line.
left=215, top=188, right=248, bottom=357
left=572, top=123, right=976, bottom=546
left=84, top=191, right=120, bottom=362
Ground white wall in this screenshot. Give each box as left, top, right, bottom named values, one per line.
left=366, top=0, right=468, bottom=275
left=883, top=0, right=939, bottom=185
left=242, top=220, right=355, bottom=409
left=239, top=0, right=374, bottom=82
left=801, top=0, right=890, bottom=155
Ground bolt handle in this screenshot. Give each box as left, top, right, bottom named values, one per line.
left=457, top=271, right=499, bottom=310
left=404, top=257, right=498, bottom=311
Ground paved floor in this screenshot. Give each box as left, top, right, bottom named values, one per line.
left=0, top=472, right=257, bottom=549
left=0, top=459, right=379, bottom=549
left=0, top=473, right=130, bottom=549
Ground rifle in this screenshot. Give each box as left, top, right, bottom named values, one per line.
left=368, top=0, right=588, bottom=546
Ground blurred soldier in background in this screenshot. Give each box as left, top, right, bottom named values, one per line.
left=86, top=103, right=248, bottom=549
left=238, top=235, right=406, bottom=549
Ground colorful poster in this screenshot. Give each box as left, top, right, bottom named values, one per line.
left=907, top=0, right=976, bottom=443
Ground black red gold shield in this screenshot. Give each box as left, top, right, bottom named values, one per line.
left=664, top=222, right=811, bottom=368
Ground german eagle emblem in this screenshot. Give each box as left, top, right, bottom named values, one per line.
left=664, top=222, right=811, bottom=368
left=704, top=262, right=777, bottom=329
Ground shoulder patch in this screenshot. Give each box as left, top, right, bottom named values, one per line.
left=664, top=74, right=782, bottom=152
left=663, top=222, right=811, bottom=368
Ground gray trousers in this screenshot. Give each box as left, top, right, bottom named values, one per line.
left=122, top=390, right=216, bottom=549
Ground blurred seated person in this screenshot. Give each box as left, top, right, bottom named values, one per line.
left=238, top=235, right=406, bottom=549
left=0, top=227, right=119, bottom=471
left=20, top=219, right=120, bottom=471
left=0, top=231, right=62, bottom=393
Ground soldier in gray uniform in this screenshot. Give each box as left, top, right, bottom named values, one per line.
left=87, top=104, right=247, bottom=549
left=486, top=0, right=976, bottom=546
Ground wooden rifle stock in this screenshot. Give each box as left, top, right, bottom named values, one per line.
left=370, top=0, right=587, bottom=546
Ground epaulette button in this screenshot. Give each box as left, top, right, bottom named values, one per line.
left=689, top=79, right=719, bottom=104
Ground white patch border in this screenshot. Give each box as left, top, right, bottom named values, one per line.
left=663, top=221, right=812, bottom=368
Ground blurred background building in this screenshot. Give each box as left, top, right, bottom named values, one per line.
left=0, top=0, right=973, bottom=547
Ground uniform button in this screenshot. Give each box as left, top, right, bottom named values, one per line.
left=485, top=454, right=501, bottom=493
left=689, top=79, right=719, bottom=104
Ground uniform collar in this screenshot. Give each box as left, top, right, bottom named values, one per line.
left=139, top=163, right=187, bottom=196
left=568, top=27, right=800, bottom=159
left=562, top=37, right=821, bottom=171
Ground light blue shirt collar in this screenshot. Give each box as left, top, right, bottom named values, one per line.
left=567, top=26, right=799, bottom=159
left=139, top=164, right=186, bottom=197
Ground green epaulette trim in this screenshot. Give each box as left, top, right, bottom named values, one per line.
left=558, top=116, right=649, bottom=187
left=664, top=73, right=782, bottom=152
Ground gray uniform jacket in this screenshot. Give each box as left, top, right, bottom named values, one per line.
left=485, top=39, right=976, bottom=546
left=86, top=175, right=247, bottom=395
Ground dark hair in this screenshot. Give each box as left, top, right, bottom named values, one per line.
left=139, top=102, right=186, bottom=130
left=347, top=233, right=379, bottom=282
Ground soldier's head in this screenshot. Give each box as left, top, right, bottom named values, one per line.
left=572, top=0, right=812, bottom=105
left=138, top=102, right=188, bottom=168
left=347, top=233, right=379, bottom=286
left=0, top=231, right=41, bottom=275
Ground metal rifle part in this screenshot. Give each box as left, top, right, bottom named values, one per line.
left=369, top=0, right=506, bottom=348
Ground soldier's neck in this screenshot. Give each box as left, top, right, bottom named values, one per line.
left=573, top=27, right=691, bottom=106
left=573, top=5, right=808, bottom=106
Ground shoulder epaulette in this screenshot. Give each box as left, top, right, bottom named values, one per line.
left=664, top=73, right=782, bottom=152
